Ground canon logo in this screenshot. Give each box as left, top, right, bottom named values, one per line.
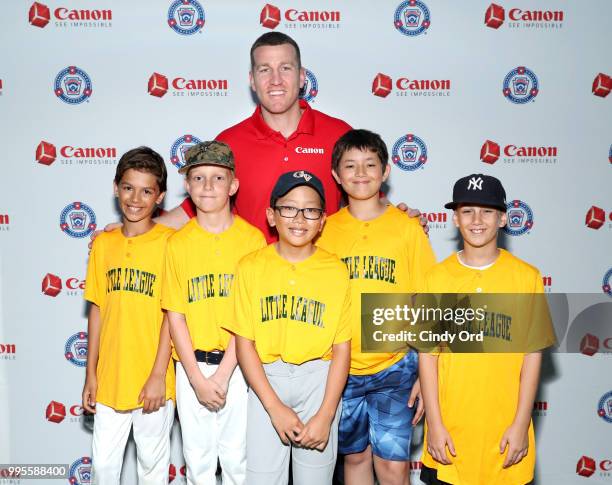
left=542, top=276, right=552, bottom=287
left=295, top=147, right=324, bottom=154
left=422, top=212, right=448, bottom=223
left=504, top=145, right=557, bottom=157
left=285, top=9, right=340, bottom=22
left=396, top=79, right=451, bottom=91
left=172, top=78, right=228, bottom=90
left=60, top=146, right=117, bottom=158
left=508, top=9, right=563, bottom=22
left=0, top=344, right=16, bottom=354
left=54, top=8, right=112, bottom=21
left=66, top=277, right=86, bottom=290
left=0, top=214, right=9, bottom=225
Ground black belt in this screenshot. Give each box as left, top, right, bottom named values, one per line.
left=194, top=349, right=225, bottom=365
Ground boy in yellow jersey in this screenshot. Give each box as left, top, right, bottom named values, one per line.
left=162, top=141, right=266, bottom=485
left=419, top=174, right=552, bottom=485
left=225, top=170, right=351, bottom=485
left=82, top=147, right=175, bottom=485
left=316, top=129, right=436, bottom=485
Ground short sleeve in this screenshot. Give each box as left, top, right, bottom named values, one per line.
left=161, top=241, right=185, bottom=314
left=84, top=238, right=103, bottom=306
left=333, top=282, right=352, bottom=344
left=224, top=262, right=256, bottom=340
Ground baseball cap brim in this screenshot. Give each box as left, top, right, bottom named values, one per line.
left=178, top=160, right=234, bottom=175
left=444, top=200, right=507, bottom=212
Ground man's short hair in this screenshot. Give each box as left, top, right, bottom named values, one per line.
left=114, top=146, right=167, bottom=193
left=331, top=129, right=389, bottom=173
left=250, top=32, right=302, bottom=69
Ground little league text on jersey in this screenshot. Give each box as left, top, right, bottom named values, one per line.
left=106, top=267, right=156, bottom=297
left=187, top=273, right=234, bottom=302
left=260, top=294, right=326, bottom=327
left=341, top=255, right=397, bottom=283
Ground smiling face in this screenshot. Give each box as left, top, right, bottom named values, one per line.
left=249, top=43, right=305, bottom=117
left=184, top=164, right=238, bottom=214
left=114, top=168, right=165, bottom=224
left=266, top=185, right=325, bottom=249
left=454, top=205, right=507, bottom=250
left=332, top=147, right=390, bottom=202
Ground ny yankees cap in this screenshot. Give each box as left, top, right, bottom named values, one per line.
left=445, top=174, right=507, bottom=212
left=178, top=141, right=235, bottom=174
left=270, top=170, right=326, bottom=208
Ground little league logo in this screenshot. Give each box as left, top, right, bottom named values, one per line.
left=503, top=66, right=539, bottom=104
left=394, top=0, right=431, bottom=36
left=597, top=391, right=612, bottom=423
left=170, top=134, right=203, bottom=170
left=54, top=66, right=92, bottom=104
left=299, top=69, right=318, bottom=102
left=504, top=200, right=534, bottom=236
left=168, top=0, right=205, bottom=35
left=60, top=202, right=97, bottom=238
left=69, top=457, right=92, bottom=485
left=65, top=332, right=88, bottom=367
left=603, top=268, right=612, bottom=297
left=392, top=134, right=427, bottom=171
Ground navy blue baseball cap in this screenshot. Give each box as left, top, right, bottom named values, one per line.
left=445, top=174, right=507, bottom=212
left=270, top=170, right=326, bottom=208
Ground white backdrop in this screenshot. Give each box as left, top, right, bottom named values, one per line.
left=0, top=1, right=610, bottom=484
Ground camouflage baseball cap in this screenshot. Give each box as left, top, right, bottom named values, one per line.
left=178, top=141, right=235, bottom=174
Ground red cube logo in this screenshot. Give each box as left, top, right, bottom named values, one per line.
left=485, top=3, right=505, bottom=29
left=580, top=333, right=599, bottom=356
left=372, top=73, right=392, bottom=98
left=46, top=400, right=66, bottom=424
left=42, top=273, right=62, bottom=297
left=29, top=2, right=51, bottom=28
left=576, top=455, right=596, bottom=477
left=260, top=4, right=281, bottom=29
left=36, top=140, right=57, bottom=166
left=148, top=72, right=168, bottom=98
left=585, top=206, right=606, bottom=230
left=592, top=73, right=611, bottom=98
left=480, top=140, right=500, bottom=164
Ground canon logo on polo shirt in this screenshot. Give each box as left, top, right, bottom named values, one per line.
left=172, top=78, right=229, bottom=90
left=509, top=9, right=563, bottom=22
left=55, top=7, right=112, bottom=20
left=295, top=147, right=324, bottom=154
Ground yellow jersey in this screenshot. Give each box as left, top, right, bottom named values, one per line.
left=316, top=205, right=436, bottom=374
left=84, top=224, right=175, bottom=411
left=161, top=216, right=266, bottom=358
left=226, top=245, right=352, bottom=365
left=421, top=249, right=546, bottom=485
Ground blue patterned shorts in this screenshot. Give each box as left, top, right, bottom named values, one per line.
left=338, top=351, right=418, bottom=460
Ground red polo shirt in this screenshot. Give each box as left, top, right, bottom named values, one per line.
left=181, top=100, right=351, bottom=242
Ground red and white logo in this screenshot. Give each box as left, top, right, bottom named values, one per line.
left=586, top=206, right=611, bottom=230
left=42, top=273, right=85, bottom=297
left=533, top=401, right=548, bottom=416
left=576, top=455, right=612, bottom=478
left=148, top=72, right=229, bottom=98
left=28, top=2, right=112, bottom=29
left=580, top=333, right=612, bottom=356
left=542, top=275, right=552, bottom=291
left=593, top=73, right=611, bottom=98
left=36, top=140, right=117, bottom=166
left=485, top=4, right=564, bottom=30
left=0, top=344, right=16, bottom=361
left=372, top=73, right=451, bottom=98
left=480, top=139, right=558, bottom=165
left=260, top=4, right=341, bottom=30
left=168, top=464, right=187, bottom=482
left=0, top=214, right=9, bottom=231
left=46, top=400, right=66, bottom=423
left=421, top=211, right=449, bottom=230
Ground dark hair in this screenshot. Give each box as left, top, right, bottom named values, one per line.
left=250, top=32, right=301, bottom=69
left=331, top=129, right=389, bottom=173
left=114, top=146, right=167, bottom=193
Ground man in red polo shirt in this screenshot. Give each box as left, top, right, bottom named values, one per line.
left=157, top=32, right=424, bottom=241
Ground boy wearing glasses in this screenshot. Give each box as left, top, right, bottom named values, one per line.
left=225, top=170, right=351, bottom=485
left=162, top=141, right=266, bottom=485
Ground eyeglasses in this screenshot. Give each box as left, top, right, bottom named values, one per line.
left=274, top=206, right=324, bottom=220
